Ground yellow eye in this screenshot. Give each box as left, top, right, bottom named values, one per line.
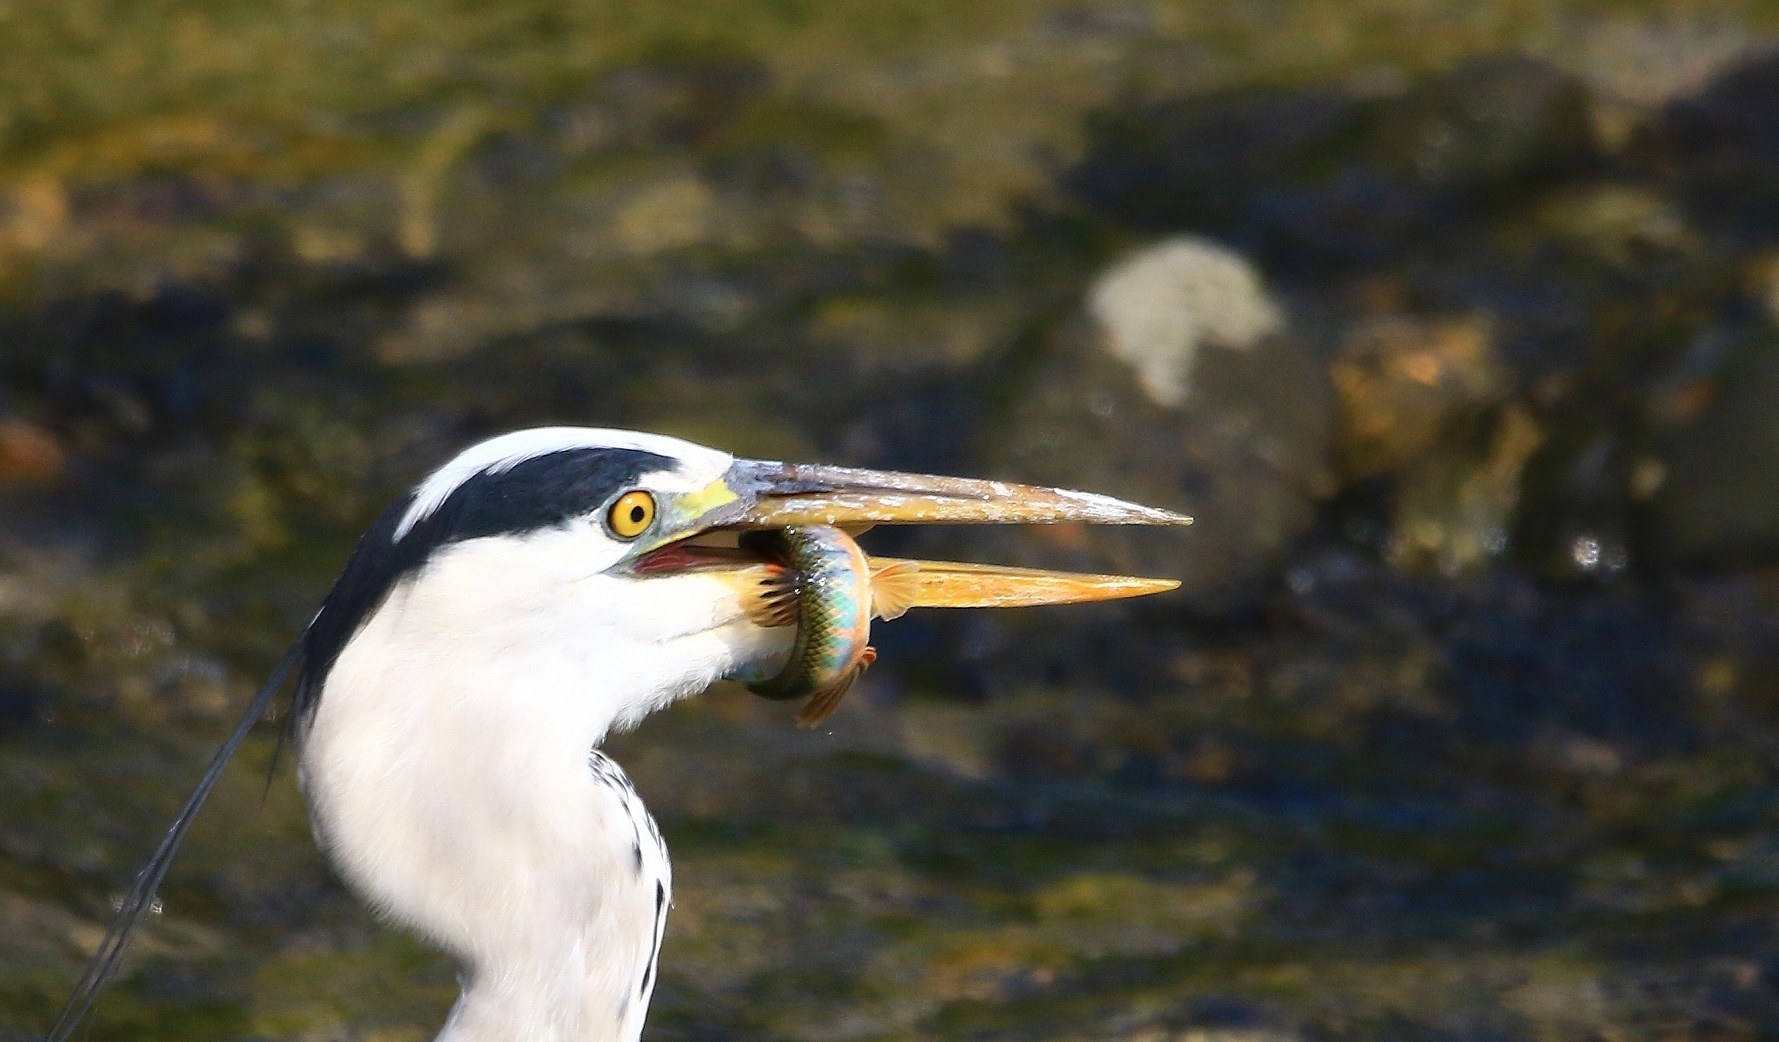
left=607, top=489, right=656, bottom=539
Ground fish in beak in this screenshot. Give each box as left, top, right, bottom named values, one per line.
left=628, top=459, right=1191, bottom=723
left=629, top=458, right=1192, bottom=610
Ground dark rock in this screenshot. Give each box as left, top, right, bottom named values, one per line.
left=1647, top=330, right=1779, bottom=564
left=1068, top=86, right=1379, bottom=268
left=1331, top=314, right=1505, bottom=481
left=0, top=682, right=38, bottom=736
left=1366, top=56, right=1599, bottom=196
left=1634, top=48, right=1779, bottom=233
left=1326, top=314, right=1547, bottom=576
left=1069, top=58, right=1598, bottom=274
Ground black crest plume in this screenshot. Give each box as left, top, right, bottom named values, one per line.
left=45, top=641, right=304, bottom=1041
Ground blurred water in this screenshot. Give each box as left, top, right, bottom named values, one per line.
left=7, top=3, right=1779, bottom=1040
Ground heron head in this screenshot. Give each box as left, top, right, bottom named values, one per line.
left=296, top=426, right=1190, bottom=747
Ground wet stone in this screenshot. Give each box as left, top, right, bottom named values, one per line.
left=1366, top=57, right=1600, bottom=196
left=1068, top=87, right=1376, bottom=266
left=1070, top=58, right=1600, bottom=275
left=1330, top=314, right=1505, bottom=482
left=1326, top=314, right=1543, bottom=576
left=1634, top=49, right=1779, bottom=231
left=1647, top=330, right=1779, bottom=565
left=978, top=236, right=1333, bottom=615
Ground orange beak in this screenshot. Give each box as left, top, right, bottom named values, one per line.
left=641, top=459, right=1189, bottom=610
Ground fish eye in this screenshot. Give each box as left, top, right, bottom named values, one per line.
left=607, top=490, right=656, bottom=540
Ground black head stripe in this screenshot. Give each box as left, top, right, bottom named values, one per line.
left=408, top=447, right=676, bottom=547
left=292, top=446, right=673, bottom=722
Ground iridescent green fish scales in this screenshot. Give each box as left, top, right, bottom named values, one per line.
left=738, top=525, right=917, bottom=726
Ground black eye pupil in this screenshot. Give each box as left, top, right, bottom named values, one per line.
left=629, top=506, right=645, bottom=523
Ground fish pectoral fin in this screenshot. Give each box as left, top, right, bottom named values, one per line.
left=869, top=562, right=921, bottom=622
left=795, top=646, right=877, bottom=727
left=741, top=565, right=799, bottom=628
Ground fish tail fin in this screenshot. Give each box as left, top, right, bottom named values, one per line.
left=796, top=646, right=877, bottom=727
left=870, top=561, right=921, bottom=621
left=742, top=564, right=799, bottom=628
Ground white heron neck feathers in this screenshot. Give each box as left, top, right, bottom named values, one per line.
left=298, top=523, right=784, bottom=1042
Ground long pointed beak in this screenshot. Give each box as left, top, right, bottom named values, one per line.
left=639, top=459, right=1190, bottom=610
left=721, top=460, right=1193, bottom=528
left=867, top=557, right=1181, bottom=609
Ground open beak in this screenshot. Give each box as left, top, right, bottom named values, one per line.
left=635, top=459, right=1190, bottom=609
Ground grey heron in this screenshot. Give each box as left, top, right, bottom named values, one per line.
left=49, top=426, right=1189, bottom=1042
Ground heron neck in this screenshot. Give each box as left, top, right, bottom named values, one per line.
left=425, top=749, right=668, bottom=1042
left=301, top=605, right=680, bottom=1042
left=299, top=551, right=774, bottom=1041
left=439, top=976, right=598, bottom=1042
left=438, top=959, right=648, bottom=1042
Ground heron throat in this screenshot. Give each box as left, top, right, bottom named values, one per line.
left=295, top=535, right=783, bottom=1041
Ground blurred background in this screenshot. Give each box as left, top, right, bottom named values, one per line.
left=6, top=0, right=1779, bottom=1039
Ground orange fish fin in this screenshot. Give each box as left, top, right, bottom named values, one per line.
left=870, top=562, right=921, bottom=622
left=796, top=646, right=877, bottom=727
left=741, top=566, right=798, bottom=628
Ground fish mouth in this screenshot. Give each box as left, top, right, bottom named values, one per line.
left=628, top=459, right=1189, bottom=610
